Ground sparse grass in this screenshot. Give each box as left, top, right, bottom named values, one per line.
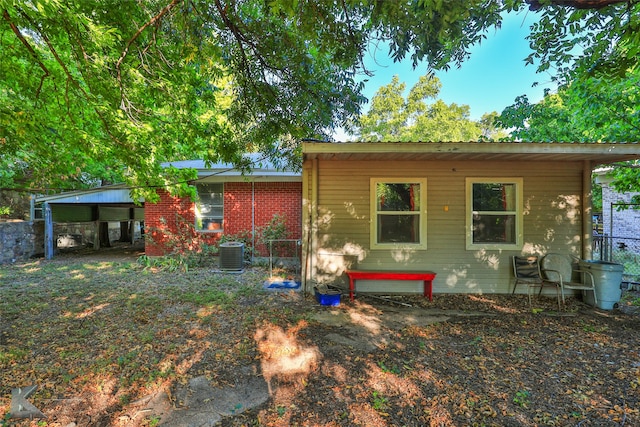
left=0, top=258, right=276, bottom=424
left=621, top=291, right=640, bottom=306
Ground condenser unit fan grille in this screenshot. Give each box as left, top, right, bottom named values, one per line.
left=219, top=242, right=244, bottom=271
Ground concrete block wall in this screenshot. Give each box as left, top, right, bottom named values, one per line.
left=0, top=220, right=41, bottom=264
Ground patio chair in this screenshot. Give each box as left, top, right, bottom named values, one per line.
left=512, top=255, right=560, bottom=310
left=541, top=253, right=597, bottom=306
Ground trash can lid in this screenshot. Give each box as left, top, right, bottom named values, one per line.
left=220, top=241, right=244, bottom=247
left=580, top=260, right=624, bottom=271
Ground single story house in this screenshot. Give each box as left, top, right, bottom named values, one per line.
left=145, top=154, right=302, bottom=258
left=300, top=141, right=640, bottom=295
left=32, top=155, right=301, bottom=261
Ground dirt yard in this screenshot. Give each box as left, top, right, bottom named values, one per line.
left=1, top=248, right=639, bottom=426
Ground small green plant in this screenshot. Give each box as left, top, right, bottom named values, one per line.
left=621, top=292, right=640, bottom=306
left=1, top=411, right=11, bottom=426
left=181, top=288, right=233, bottom=307
left=0, top=347, right=28, bottom=364
left=147, top=415, right=161, bottom=427
left=256, top=213, right=293, bottom=258
left=378, top=360, right=400, bottom=374
left=513, top=390, right=530, bottom=407
left=469, top=335, right=483, bottom=345
left=143, top=215, right=218, bottom=269
left=372, top=391, right=388, bottom=411
left=119, top=393, right=131, bottom=405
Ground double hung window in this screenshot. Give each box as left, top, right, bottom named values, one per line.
left=466, top=178, right=522, bottom=250
left=195, top=183, right=223, bottom=231
left=371, top=178, right=427, bottom=249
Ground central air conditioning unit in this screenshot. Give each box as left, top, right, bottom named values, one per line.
left=219, top=242, right=244, bottom=272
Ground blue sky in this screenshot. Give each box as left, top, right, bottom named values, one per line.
left=357, top=10, right=552, bottom=121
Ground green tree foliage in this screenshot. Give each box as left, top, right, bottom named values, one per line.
left=0, top=0, right=367, bottom=199
left=498, top=69, right=640, bottom=142
left=1, top=0, right=637, bottom=198
left=497, top=69, right=640, bottom=194
left=352, top=74, right=498, bottom=141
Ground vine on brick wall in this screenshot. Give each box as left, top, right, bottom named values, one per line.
left=143, top=214, right=217, bottom=270
left=257, top=214, right=296, bottom=257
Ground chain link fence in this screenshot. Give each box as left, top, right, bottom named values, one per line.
left=593, top=234, right=640, bottom=285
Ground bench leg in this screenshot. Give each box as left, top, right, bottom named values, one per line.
left=423, top=280, right=433, bottom=301
left=349, top=278, right=355, bottom=301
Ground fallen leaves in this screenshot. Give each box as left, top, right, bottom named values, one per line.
left=2, top=257, right=640, bottom=426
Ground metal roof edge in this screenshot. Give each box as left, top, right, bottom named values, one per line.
left=34, top=184, right=133, bottom=203
left=303, top=141, right=640, bottom=155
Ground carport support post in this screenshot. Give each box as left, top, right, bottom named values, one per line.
left=44, top=202, right=53, bottom=260
left=94, top=221, right=100, bottom=250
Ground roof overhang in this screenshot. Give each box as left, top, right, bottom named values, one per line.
left=34, top=185, right=141, bottom=205
left=302, top=142, right=640, bottom=165
left=163, top=155, right=301, bottom=181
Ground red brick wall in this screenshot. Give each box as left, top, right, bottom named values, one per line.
left=144, top=190, right=197, bottom=256
left=144, top=182, right=301, bottom=257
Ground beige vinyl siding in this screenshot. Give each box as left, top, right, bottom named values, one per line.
left=311, top=159, right=585, bottom=295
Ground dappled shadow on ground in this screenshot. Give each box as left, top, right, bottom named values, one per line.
left=1, top=260, right=639, bottom=426
left=223, top=293, right=640, bottom=427
left=52, top=240, right=146, bottom=263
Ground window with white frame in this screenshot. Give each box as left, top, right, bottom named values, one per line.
left=370, top=178, right=427, bottom=249
left=195, top=183, right=223, bottom=231
left=466, top=178, right=523, bottom=250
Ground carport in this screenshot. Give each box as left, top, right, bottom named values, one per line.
left=33, top=185, right=143, bottom=259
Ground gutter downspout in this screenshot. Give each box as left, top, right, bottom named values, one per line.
left=583, top=160, right=593, bottom=260
left=302, top=158, right=318, bottom=294
left=311, top=158, right=318, bottom=293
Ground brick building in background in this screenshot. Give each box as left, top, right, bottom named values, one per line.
left=595, top=170, right=640, bottom=239
left=145, top=156, right=301, bottom=258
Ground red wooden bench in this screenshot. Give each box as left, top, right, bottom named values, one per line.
left=345, top=270, right=437, bottom=302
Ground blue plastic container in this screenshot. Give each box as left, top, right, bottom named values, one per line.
left=315, top=288, right=341, bottom=306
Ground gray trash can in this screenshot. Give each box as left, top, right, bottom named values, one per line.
left=579, top=260, right=624, bottom=310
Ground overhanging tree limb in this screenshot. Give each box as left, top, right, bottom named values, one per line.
left=527, top=0, right=631, bottom=10
left=115, top=0, right=182, bottom=111
left=2, top=8, right=50, bottom=98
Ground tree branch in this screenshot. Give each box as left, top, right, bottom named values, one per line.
left=213, top=0, right=279, bottom=103
left=115, top=0, right=182, bottom=108
left=2, top=8, right=50, bottom=98
left=526, top=0, right=630, bottom=11
left=12, top=8, right=132, bottom=150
